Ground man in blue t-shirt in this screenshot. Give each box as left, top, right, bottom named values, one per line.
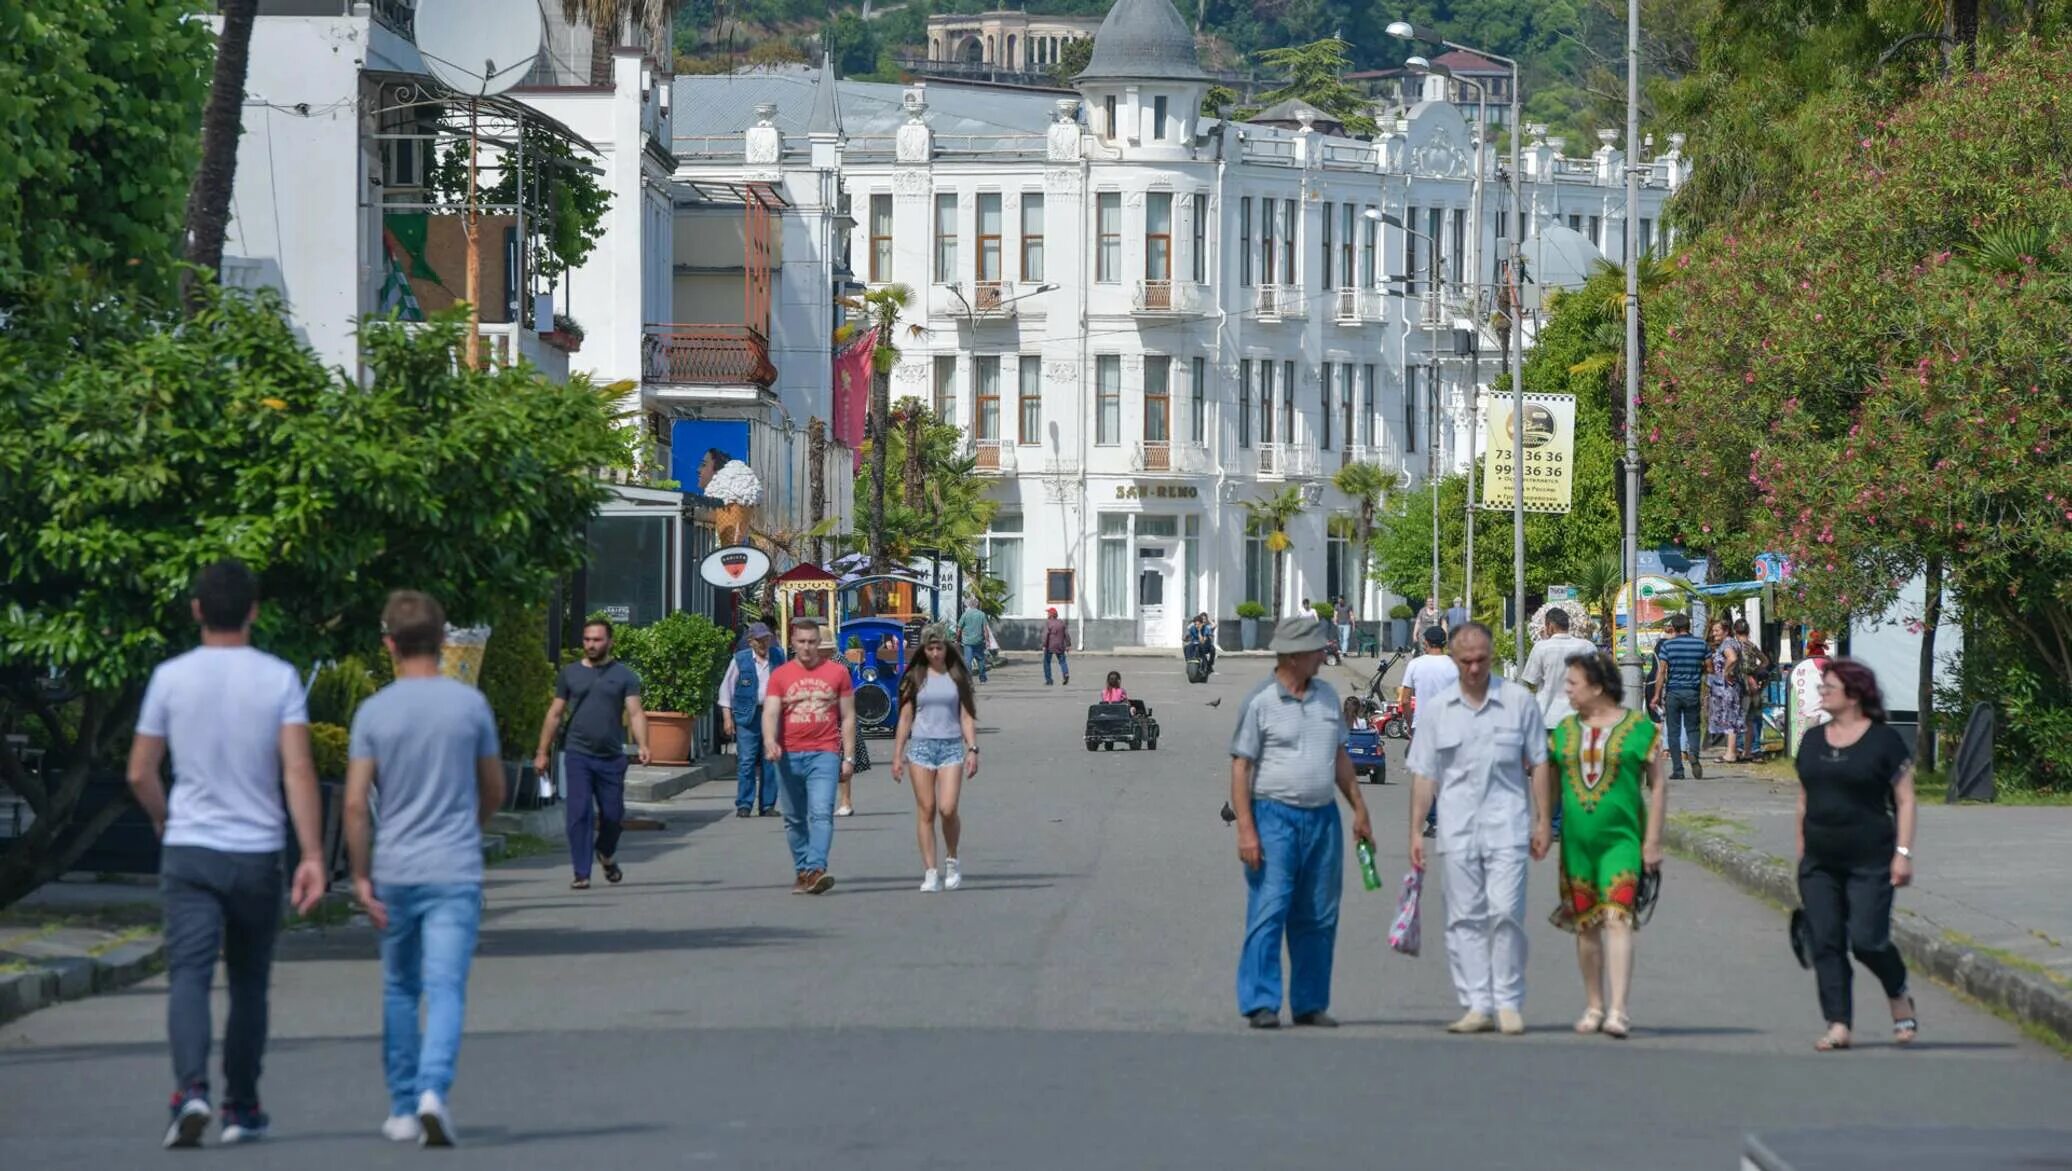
left=1650, top=613, right=1710, bottom=780
left=345, top=591, right=505, bottom=1147
left=956, top=600, right=992, bottom=683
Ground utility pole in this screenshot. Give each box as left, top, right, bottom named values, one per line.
left=1508, top=62, right=1527, bottom=669
left=1620, top=0, right=1644, bottom=708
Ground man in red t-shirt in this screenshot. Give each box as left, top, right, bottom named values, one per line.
left=762, top=617, right=857, bottom=894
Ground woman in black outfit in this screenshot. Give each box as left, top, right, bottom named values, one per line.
left=1795, top=658, right=1919, bottom=1051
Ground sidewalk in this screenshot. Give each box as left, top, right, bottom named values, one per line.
left=1665, top=758, right=2072, bottom=1046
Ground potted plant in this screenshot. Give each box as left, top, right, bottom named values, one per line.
left=1311, top=600, right=1335, bottom=623
left=1236, top=600, right=1269, bottom=650
left=614, top=611, right=738, bottom=765
left=543, top=312, right=584, bottom=353
left=1388, top=602, right=1414, bottom=650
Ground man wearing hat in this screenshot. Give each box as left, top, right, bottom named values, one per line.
left=718, top=622, right=787, bottom=817
left=1228, top=615, right=1376, bottom=1029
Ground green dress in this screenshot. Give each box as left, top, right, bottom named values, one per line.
left=1550, top=711, right=1660, bottom=932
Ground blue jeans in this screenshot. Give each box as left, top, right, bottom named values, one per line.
left=778, top=751, right=841, bottom=872
left=1238, top=799, right=1343, bottom=1018
left=1662, top=690, right=1701, bottom=774
left=965, top=641, right=988, bottom=682
left=563, top=751, right=627, bottom=878
left=1043, top=650, right=1069, bottom=684
left=378, top=882, right=482, bottom=1116
left=733, top=711, right=778, bottom=811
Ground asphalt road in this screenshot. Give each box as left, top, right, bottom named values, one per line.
left=3, top=653, right=2067, bottom=1169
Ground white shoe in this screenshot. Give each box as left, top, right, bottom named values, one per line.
left=416, top=1089, right=457, bottom=1147
left=1497, top=1009, right=1527, bottom=1036
left=382, top=1114, right=423, bottom=1143
left=835, top=804, right=853, bottom=817
left=1446, top=1010, right=1495, bottom=1034
left=919, top=868, right=941, bottom=892
left=943, top=858, right=962, bottom=891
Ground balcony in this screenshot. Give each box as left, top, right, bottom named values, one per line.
left=972, top=439, right=1019, bottom=474
left=1255, top=284, right=1306, bottom=321
left=642, top=325, right=777, bottom=397
left=1331, top=287, right=1386, bottom=325
left=972, top=280, right=1015, bottom=317
left=1337, top=443, right=1397, bottom=472
left=1254, top=441, right=1320, bottom=481
left=1132, top=441, right=1212, bottom=475
left=1133, top=279, right=1207, bottom=316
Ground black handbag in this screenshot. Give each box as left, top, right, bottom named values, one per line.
left=1789, top=908, right=1815, bottom=969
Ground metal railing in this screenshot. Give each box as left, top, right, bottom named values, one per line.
left=972, top=438, right=1017, bottom=473
left=1255, top=441, right=1320, bottom=480
left=973, top=280, right=1013, bottom=314
left=641, top=325, right=776, bottom=386
left=1132, top=441, right=1210, bottom=474
left=1133, top=279, right=1206, bottom=315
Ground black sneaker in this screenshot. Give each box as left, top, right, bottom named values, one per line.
left=1690, top=755, right=1703, bottom=779
left=218, top=1102, right=268, bottom=1144
left=165, top=1090, right=211, bottom=1148
left=1293, top=1011, right=1340, bottom=1028
left=759, top=806, right=779, bottom=817
left=736, top=807, right=752, bottom=819
left=1247, top=1009, right=1280, bottom=1029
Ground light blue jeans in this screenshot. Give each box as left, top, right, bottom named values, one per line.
left=1237, top=800, right=1343, bottom=1018
left=964, top=641, right=988, bottom=682
left=778, top=751, right=841, bottom=872
left=378, top=882, right=482, bottom=1115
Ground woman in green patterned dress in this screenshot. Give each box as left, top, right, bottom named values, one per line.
left=1537, top=651, right=1669, bottom=1039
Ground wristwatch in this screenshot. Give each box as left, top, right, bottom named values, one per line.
left=966, top=745, right=981, bottom=753
left=1895, top=845, right=1913, bottom=859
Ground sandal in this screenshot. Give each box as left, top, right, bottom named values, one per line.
left=570, top=877, right=591, bottom=890
left=599, top=855, right=623, bottom=885
left=1814, top=1024, right=1852, bottom=1051
left=1574, top=1008, right=1605, bottom=1034
left=1892, top=995, right=1919, bottom=1045
left=1602, top=1011, right=1630, bottom=1040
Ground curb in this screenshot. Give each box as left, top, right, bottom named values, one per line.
left=0, top=938, right=167, bottom=1026
left=625, top=757, right=730, bottom=803
left=1662, top=821, right=2072, bottom=1048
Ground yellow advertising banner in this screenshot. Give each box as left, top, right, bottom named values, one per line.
left=1479, top=393, right=1577, bottom=514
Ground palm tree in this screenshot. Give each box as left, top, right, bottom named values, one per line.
left=1572, top=549, right=1625, bottom=644
left=562, top=0, right=677, bottom=88
left=1239, top=486, right=1305, bottom=617
left=1331, top=461, right=1390, bottom=626
left=180, top=0, right=261, bottom=311
left=841, top=284, right=920, bottom=568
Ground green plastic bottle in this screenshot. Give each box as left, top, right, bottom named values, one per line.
left=1357, top=839, right=1381, bottom=891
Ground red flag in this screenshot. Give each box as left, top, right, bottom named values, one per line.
left=832, top=328, right=877, bottom=470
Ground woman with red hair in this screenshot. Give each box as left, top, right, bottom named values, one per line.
left=1795, top=658, right=1919, bottom=1050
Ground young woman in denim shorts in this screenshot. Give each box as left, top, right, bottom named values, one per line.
left=891, top=624, right=980, bottom=892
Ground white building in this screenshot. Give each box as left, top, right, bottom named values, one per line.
left=669, top=0, right=1686, bottom=648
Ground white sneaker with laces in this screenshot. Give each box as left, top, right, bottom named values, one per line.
left=417, top=1089, right=457, bottom=1147
left=919, top=868, right=941, bottom=892
left=382, top=1114, right=423, bottom=1143
left=943, top=858, right=962, bottom=891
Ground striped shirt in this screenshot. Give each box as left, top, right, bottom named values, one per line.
left=1229, top=674, right=1346, bottom=809
left=1653, top=634, right=1710, bottom=693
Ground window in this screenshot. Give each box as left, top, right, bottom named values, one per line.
left=1320, top=362, right=1333, bottom=450
left=1146, top=192, right=1173, bottom=280
left=1098, top=513, right=1129, bottom=618
left=1145, top=356, right=1171, bottom=444
left=1452, top=207, right=1466, bottom=287
left=1341, top=203, right=1356, bottom=290
left=1191, top=192, right=1208, bottom=284
left=1427, top=206, right=1444, bottom=290
left=977, top=193, right=1003, bottom=282
left=1258, top=360, right=1275, bottom=443
left=1340, top=365, right=1355, bottom=453
left=1405, top=205, right=1419, bottom=295
left=1321, top=201, right=1334, bottom=289
left=1496, top=210, right=1509, bottom=240
left=1096, top=192, right=1122, bottom=283
left=1639, top=217, right=1653, bottom=258
left=1281, top=200, right=1297, bottom=285
left=1327, top=524, right=1350, bottom=604
left=1569, top=212, right=1583, bottom=231
left=870, top=193, right=893, bottom=282
left=1404, top=364, right=1419, bottom=454
left=1362, top=364, right=1376, bottom=448
left=1240, top=197, right=1253, bottom=287
left=981, top=517, right=1023, bottom=616
left=1191, top=356, right=1206, bottom=444
left=934, top=192, right=958, bottom=283
left=1018, top=355, right=1041, bottom=444
left=1238, top=360, right=1252, bottom=448
left=975, top=356, right=1001, bottom=440
left=1589, top=214, right=1602, bottom=250
left=1096, top=354, right=1121, bottom=444
left=1183, top=514, right=1200, bottom=617
left=1021, top=194, right=1046, bottom=281
left=1104, top=95, right=1118, bottom=141
left=1153, top=95, right=1169, bottom=140
left=1260, top=198, right=1275, bottom=286
left=934, top=356, right=957, bottom=423
left=1282, top=360, right=1296, bottom=445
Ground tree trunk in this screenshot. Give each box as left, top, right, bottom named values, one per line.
left=901, top=409, right=925, bottom=507
left=1271, top=545, right=1285, bottom=617
left=1955, top=0, right=1980, bottom=71
left=808, top=417, right=828, bottom=564
left=590, top=10, right=616, bottom=87
left=1917, top=554, right=1943, bottom=771
left=868, top=369, right=890, bottom=569
left=180, top=0, right=261, bottom=312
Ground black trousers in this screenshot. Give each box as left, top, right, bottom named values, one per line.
left=161, top=845, right=283, bottom=1105
left=1797, top=855, right=1908, bottom=1027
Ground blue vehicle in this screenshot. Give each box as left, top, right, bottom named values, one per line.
left=836, top=618, right=908, bottom=740
left=1346, top=725, right=1388, bottom=784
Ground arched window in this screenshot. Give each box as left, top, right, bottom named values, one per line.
left=1006, top=34, right=1017, bottom=68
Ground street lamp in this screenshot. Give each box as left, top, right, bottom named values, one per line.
left=1366, top=208, right=1444, bottom=618
left=1619, top=0, right=1644, bottom=708
left=1390, top=18, right=1528, bottom=667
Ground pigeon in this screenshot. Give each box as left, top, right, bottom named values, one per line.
left=1206, top=697, right=1222, bottom=708
left=1220, top=801, right=1237, bottom=825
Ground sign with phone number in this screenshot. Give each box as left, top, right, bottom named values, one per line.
left=1479, top=392, right=1577, bottom=514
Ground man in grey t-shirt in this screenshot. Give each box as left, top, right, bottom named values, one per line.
left=344, top=591, right=505, bottom=1146
left=1228, top=616, right=1375, bottom=1030
left=532, top=620, right=650, bottom=889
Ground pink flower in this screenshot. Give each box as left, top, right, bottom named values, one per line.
left=1744, top=371, right=1756, bottom=384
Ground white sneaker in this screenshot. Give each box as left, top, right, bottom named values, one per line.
left=416, top=1089, right=457, bottom=1147
left=919, top=868, right=941, bottom=892
left=943, top=858, right=962, bottom=891
left=835, top=804, right=854, bottom=817
left=382, top=1114, right=423, bottom=1143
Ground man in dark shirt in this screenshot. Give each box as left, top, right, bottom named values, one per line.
left=1649, top=613, right=1709, bottom=780
left=533, top=619, right=650, bottom=889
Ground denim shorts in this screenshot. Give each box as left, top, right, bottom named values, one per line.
left=906, top=737, right=967, bottom=769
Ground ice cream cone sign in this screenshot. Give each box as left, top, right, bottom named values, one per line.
left=699, top=451, right=763, bottom=547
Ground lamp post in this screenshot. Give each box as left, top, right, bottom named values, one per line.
left=1620, top=0, right=1644, bottom=709
left=1390, top=20, right=1526, bottom=666
left=1368, top=209, right=1444, bottom=616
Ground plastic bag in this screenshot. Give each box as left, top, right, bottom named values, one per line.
left=1388, top=866, right=1424, bottom=957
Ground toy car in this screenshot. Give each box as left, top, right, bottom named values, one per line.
left=837, top=618, right=906, bottom=740
left=1345, top=726, right=1388, bottom=783
left=1085, top=700, right=1159, bottom=751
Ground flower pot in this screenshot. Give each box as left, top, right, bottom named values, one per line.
left=646, top=712, right=694, bottom=765
left=1240, top=617, right=1260, bottom=650
left=1390, top=619, right=1410, bottom=650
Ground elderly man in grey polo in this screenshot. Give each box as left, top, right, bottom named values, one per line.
left=1406, top=622, right=1551, bottom=1036
left=1229, top=615, right=1376, bottom=1030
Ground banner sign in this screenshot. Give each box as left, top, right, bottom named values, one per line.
left=1479, top=393, right=1576, bottom=514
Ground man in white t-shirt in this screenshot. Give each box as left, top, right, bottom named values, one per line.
left=1397, top=624, right=1460, bottom=839
left=1517, top=608, right=1599, bottom=729
left=126, top=560, right=326, bottom=1149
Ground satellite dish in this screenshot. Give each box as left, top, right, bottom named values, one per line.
left=413, top=0, right=543, bottom=98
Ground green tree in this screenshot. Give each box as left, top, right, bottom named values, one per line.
left=847, top=284, right=924, bottom=569
left=851, top=399, right=997, bottom=572
left=563, top=0, right=680, bottom=87
left=0, top=289, right=630, bottom=906
left=1251, top=37, right=1378, bottom=136
left=1049, top=35, right=1094, bottom=85
left=1330, top=461, right=1391, bottom=620
left=1240, top=486, right=1306, bottom=615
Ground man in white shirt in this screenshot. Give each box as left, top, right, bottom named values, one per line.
left=1396, top=625, right=1459, bottom=730
left=1406, top=622, right=1551, bottom=1037
left=125, top=560, right=327, bottom=1148
left=1518, top=608, right=1598, bottom=729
